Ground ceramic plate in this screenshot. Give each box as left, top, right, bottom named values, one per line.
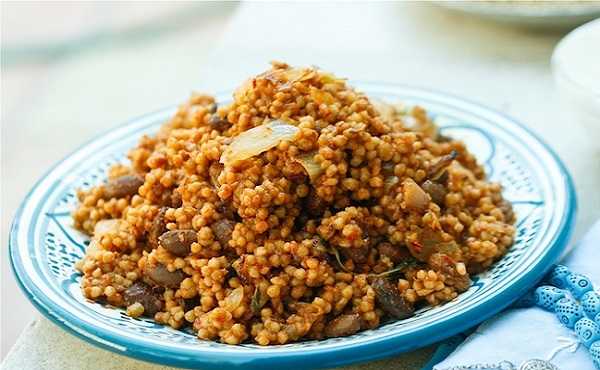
left=436, top=2, right=600, bottom=29
left=9, top=84, right=576, bottom=369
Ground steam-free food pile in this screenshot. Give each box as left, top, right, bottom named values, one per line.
left=73, top=62, right=515, bottom=345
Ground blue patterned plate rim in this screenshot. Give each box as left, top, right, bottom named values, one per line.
left=9, top=83, right=577, bottom=370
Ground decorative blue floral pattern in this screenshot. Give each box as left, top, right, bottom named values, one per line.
left=9, top=85, right=576, bottom=369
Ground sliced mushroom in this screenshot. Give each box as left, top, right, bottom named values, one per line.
left=421, top=180, right=447, bottom=206
left=324, top=313, right=362, bottom=338
left=159, top=230, right=197, bottom=256
left=148, top=207, right=167, bottom=249
left=436, top=170, right=449, bottom=185
left=123, top=282, right=163, bottom=317
left=498, top=199, right=515, bottom=223
left=103, top=174, right=144, bottom=199
left=170, top=189, right=182, bottom=208
left=305, top=190, right=326, bottom=217
left=429, top=253, right=471, bottom=292
left=377, top=242, right=411, bottom=264
left=212, top=219, right=235, bottom=247
left=209, top=163, right=224, bottom=188
left=467, top=262, right=486, bottom=275
left=208, top=114, right=230, bottom=131
left=208, top=103, right=218, bottom=114
left=232, top=257, right=251, bottom=285
left=341, top=245, right=369, bottom=264
left=436, top=133, right=453, bottom=143
left=427, top=151, right=457, bottom=181
left=145, top=264, right=185, bottom=288
left=409, top=228, right=458, bottom=262
left=371, top=277, right=414, bottom=319
left=183, top=298, right=198, bottom=312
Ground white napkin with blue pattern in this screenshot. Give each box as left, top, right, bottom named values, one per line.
left=433, top=220, right=600, bottom=370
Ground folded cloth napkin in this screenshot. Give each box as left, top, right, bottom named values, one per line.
left=433, top=220, right=600, bottom=370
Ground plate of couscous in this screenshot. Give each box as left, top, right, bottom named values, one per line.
left=9, top=63, right=576, bottom=369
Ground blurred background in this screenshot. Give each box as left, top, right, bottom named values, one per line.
left=2, top=0, right=599, bottom=361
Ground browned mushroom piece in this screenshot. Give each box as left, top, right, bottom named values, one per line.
left=436, top=170, right=449, bottom=185
left=232, top=257, right=251, bottom=285
left=209, top=163, right=224, bottom=189
left=371, top=277, right=414, bottom=319
left=450, top=273, right=471, bottom=292
left=409, top=228, right=459, bottom=262
left=184, top=298, right=198, bottom=312
left=170, top=189, right=183, bottom=208
left=305, top=190, right=326, bottom=217
left=208, top=114, right=230, bottom=131
left=421, top=180, right=447, bottom=206
left=341, top=245, right=369, bottom=264
left=427, top=150, right=457, bottom=180
left=123, top=281, right=163, bottom=317
left=145, top=264, right=185, bottom=289
left=103, top=174, right=144, bottom=199
left=324, top=313, right=362, bottom=338
left=467, top=262, right=486, bottom=275
left=159, top=230, right=197, bottom=256
left=429, top=253, right=471, bottom=292
left=208, top=103, right=218, bottom=114
left=148, top=207, right=168, bottom=249
left=498, top=199, right=515, bottom=223
left=436, top=133, right=453, bottom=143
left=377, top=242, right=411, bottom=264
left=212, top=219, right=235, bottom=247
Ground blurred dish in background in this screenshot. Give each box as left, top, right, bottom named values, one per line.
left=436, top=1, right=600, bottom=29
left=552, top=18, right=600, bottom=128
left=1, top=2, right=236, bottom=64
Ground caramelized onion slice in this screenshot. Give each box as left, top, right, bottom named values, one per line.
left=224, top=286, right=245, bottom=312
left=220, top=120, right=299, bottom=166
left=371, top=98, right=396, bottom=123
left=402, top=179, right=429, bottom=211
left=295, top=152, right=323, bottom=181
left=93, top=219, right=120, bottom=239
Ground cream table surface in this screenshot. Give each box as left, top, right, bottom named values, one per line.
left=2, top=2, right=599, bottom=370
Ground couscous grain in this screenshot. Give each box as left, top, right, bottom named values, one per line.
left=73, top=62, right=515, bottom=345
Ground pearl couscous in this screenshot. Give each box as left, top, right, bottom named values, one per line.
left=73, top=62, right=515, bottom=345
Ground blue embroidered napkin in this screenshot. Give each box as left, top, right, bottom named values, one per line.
left=433, top=220, right=600, bottom=370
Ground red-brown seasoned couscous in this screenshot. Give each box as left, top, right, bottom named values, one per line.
left=73, top=62, right=515, bottom=345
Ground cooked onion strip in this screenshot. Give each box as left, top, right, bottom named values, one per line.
left=220, top=120, right=299, bottom=165
left=296, top=152, right=323, bottom=181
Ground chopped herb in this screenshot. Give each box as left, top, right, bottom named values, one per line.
left=368, top=258, right=418, bottom=278
left=312, top=237, right=348, bottom=272
left=329, top=245, right=349, bottom=272
left=428, top=150, right=457, bottom=181
left=251, top=286, right=268, bottom=315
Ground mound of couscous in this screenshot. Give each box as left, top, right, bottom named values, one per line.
left=73, top=62, right=515, bottom=345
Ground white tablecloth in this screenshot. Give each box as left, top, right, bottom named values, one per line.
left=3, top=2, right=599, bottom=369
